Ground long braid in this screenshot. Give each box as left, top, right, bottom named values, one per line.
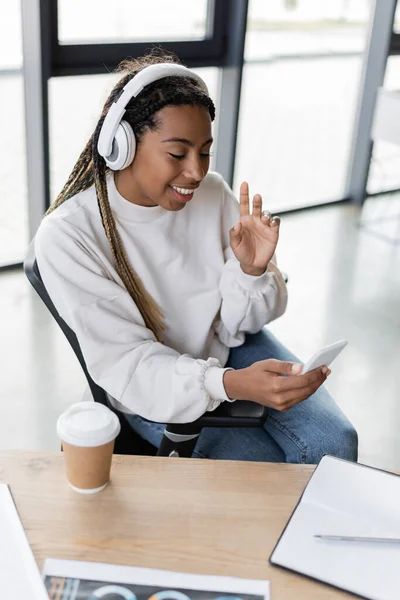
left=48, top=139, right=94, bottom=213
left=47, top=51, right=215, bottom=341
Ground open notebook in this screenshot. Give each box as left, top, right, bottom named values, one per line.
left=270, top=455, right=400, bottom=600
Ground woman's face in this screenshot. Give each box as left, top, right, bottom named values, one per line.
left=115, top=104, right=213, bottom=211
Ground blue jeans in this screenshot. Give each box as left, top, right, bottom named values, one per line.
left=125, top=329, right=358, bottom=463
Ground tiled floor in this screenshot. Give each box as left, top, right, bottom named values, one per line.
left=1, top=197, right=399, bottom=470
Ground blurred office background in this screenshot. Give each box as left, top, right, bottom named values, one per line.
left=1, top=0, right=400, bottom=469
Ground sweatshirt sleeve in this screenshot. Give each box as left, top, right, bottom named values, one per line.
left=35, top=218, right=231, bottom=423
left=215, top=178, right=288, bottom=347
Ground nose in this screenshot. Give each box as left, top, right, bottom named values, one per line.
left=183, top=154, right=205, bottom=183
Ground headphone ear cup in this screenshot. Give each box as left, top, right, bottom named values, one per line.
left=119, top=120, right=136, bottom=169
left=103, top=119, right=136, bottom=171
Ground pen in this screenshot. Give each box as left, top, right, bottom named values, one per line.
left=314, top=535, right=400, bottom=544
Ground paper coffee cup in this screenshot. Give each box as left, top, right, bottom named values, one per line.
left=57, top=402, right=121, bottom=494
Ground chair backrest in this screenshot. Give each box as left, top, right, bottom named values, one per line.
left=24, top=241, right=108, bottom=406
left=23, top=240, right=156, bottom=456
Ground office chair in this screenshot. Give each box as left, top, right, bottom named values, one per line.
left=24, top=241, right=268, bottom=457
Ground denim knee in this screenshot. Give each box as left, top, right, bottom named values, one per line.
left=306, top=420, right=358, bottom=464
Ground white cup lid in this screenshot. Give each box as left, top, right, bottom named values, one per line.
left=57, top=402, right=121, bottom=447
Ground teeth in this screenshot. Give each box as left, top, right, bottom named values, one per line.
left=172, top=186, right=193, bottom=195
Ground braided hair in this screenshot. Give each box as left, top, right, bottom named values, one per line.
left=46, top=52, right=215, bottom=342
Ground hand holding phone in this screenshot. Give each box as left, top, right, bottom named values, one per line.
left=299, top=340, right=348, bottom=375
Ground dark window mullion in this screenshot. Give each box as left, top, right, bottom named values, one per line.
left=52, top=40, right=225, bottom=77
left=389, top=32, right=400, bottom=54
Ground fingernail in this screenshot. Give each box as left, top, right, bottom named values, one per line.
left=322, top=366, right=328, bottom=374
left=291, top=363, right=302, bottom=373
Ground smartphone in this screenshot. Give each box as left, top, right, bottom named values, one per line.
left=299, top=340, right=348, bottom=375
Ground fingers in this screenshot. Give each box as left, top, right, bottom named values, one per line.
left=273, top=382, right=325, bottom=411
left=252, top=194, right=262, bottom=218
left=240, top=181, right=250, bottom=216
left=270, top=216, right=280, bottom=228
left=277, top=366, right=328, bottom=391
left=261, top=213, right=280, bottom=229
left=254, top=359, right=329, bottom=412
left=261, top=210, right=271, bottom=224
left=260, top=359, right=303, bottom=375
left=270, top=369, right=329, bottom=412
left=240, top=181, right=279, bottom=226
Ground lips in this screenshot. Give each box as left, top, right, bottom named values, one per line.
left=169, top=185, right=197, bottom=203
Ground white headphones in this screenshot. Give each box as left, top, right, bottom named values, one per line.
left=97, top=63, right=209, bottom=171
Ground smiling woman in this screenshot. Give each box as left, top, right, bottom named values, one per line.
left=114, top=104, right=213, bottom=209
left=34, top=50, right=358, bottom=463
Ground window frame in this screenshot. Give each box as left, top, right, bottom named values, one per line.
left=20, top=0, right=247, bottom=250
left=46, top=0, right=229, bottom=76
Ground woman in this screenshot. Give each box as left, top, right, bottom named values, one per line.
left=35, top=52, right=358, bottom=463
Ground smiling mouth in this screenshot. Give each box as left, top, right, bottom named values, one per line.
left=171, top=185, right=198, bottom=195
left=169, top=185, right=198, bottom=203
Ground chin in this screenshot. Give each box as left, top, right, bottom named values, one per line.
left=165, top=202, right=186, bottom=212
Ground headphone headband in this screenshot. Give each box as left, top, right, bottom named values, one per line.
left=97, top=63, right=209, bottom=158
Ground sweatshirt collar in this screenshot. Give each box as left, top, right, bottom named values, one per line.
left=107, top=173, right=166, bottom=223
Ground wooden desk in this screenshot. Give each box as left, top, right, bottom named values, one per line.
left=0, top=451, right=353, bottom=599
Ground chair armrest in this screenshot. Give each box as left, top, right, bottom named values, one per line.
left=165, top=401, right=267, bottom=434
left=197, top=400, right=267, bottom=428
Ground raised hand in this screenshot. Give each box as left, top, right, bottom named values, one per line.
left=230, top=181, right=280, bottom=276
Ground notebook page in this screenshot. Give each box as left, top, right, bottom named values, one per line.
left=272, top=500, right=400, bottom=600
left=271, top=457, right=400, bottom=600
left=0, top=484, right=49, bottom=599
left=302, top=456, right=400, bottom=522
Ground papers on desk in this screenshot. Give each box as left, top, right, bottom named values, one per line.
left=270, top=455, right=400, bottom=600
left=0, top=483, right=49, bottom=599
left=43, top=559, right=270, bottom=600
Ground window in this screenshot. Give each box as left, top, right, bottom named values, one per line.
left=234, top=0, right=373, bottom=211
left=0, top=1, right=28, bottom=266
left=57, top=0, right=210, bottom=45
left=367, top=55, right=400, bottom=194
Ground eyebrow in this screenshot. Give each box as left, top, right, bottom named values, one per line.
left=161, top=137, right=213, bottom=148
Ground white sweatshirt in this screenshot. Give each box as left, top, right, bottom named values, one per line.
left=35, top=171, right=287, bottom=423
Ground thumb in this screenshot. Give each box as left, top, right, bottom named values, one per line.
left=260, top=359, right=302, bottom=375
left=230, top=221, right=242, bottom=236
left=229, top=222, right=242, bottom=246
